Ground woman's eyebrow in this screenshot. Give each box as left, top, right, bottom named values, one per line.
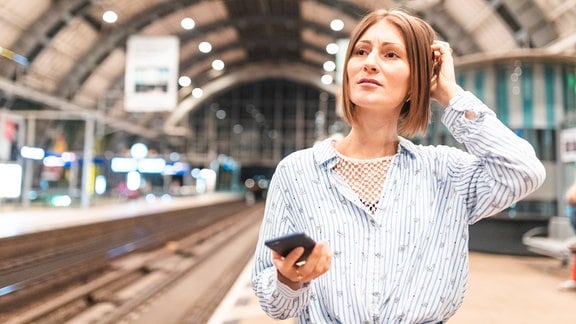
left=356, top=39, right=371, bottom=46
left=355, top=40, right=405, bottom=52
left=379, top=41, right=403, bottom=47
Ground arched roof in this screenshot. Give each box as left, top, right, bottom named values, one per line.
left=0, top=0, right=575, bottom=139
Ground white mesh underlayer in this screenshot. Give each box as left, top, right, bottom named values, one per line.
left=333, top=153, right=393, bottom=214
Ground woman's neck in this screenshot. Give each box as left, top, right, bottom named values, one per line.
left=335, top=129, right=398, bottom=159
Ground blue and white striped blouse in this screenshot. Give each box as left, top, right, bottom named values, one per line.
left=252, top=91, right=546, bottom=323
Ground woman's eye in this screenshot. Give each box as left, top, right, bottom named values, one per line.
left=384, top=51, right=399, bottom=58
left=356, top=48, right=368, bottom=55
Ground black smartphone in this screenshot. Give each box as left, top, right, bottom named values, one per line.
left=265, top=232, right=316, bottom=266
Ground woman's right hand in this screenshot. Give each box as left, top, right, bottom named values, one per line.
left=430, top=41, right=462, bottom=108
left=272, top=241, right=332, bottom=290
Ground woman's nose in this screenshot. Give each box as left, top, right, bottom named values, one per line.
left=363, top=63, right=377, bottom=72
left=363, top=53, right=378, bottom=72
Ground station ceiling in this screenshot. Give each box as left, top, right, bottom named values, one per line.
left=0, top=0, right=575, bottom=140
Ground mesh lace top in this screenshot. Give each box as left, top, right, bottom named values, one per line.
left=333, top=152, right=394, bottom=214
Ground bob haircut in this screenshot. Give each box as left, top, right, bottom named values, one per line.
left=341, top=9, right=436, bottom=137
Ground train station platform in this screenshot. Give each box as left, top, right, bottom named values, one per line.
left=208, top=252, right=576, bottom=324
left=0, top=191, right=244, bottom=239
left=2, top=193, right=575, bottom=323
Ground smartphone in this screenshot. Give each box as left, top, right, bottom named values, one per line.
left=265, top=232, right=316, bottom=266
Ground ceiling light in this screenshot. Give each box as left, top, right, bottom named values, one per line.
left=181, top=17, right=195, bottom=30
left=326, top=43, right=339, bottom=55
left=323, top=60, right=336, bottom=72
left=178, top=76, right=192, bottom=87
left=233, top=124, right=244, bottom=134
left=216, top=110, right=227, bottom=119
left=102, top=10, right=118, bottom=24
left=330, top=19, right=344, bottom=31
left=212, top=59, right=225, bottom=71
left=321, top=74, right=333, bottom=85
left=198, top=41, right=212, bottom=53
left=192, top=88, right=203, bottom=98
left=130, top=143, right=148, bottom=159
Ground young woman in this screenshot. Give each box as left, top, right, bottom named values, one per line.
left=252, top=9, right=545, bottom=323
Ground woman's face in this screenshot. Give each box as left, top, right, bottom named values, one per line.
left=346, top=19, right=411, bottom=116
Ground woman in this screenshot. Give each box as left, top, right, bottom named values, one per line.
left=560, top=181, right=576, bottom=290
left=252, top=9, right=545, bottom=323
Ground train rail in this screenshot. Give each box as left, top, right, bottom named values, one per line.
left=0, top=200, right=264, bottom=323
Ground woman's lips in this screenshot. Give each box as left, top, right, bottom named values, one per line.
left=358, top=78, right=381, bottom=86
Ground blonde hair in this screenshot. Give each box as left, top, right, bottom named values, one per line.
left=341, top=9, right=436, bottom=137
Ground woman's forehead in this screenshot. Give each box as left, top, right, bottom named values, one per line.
left=358, top=20, right=405, bottom=46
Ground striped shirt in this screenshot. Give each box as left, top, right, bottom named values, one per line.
left=251, top=91, right=546, bottom=323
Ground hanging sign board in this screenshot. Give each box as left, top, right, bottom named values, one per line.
left=124, top=36, right=180, bottom=112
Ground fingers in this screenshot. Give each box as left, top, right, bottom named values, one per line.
left=432, top=40, right=453, bottom=55
left=297, top=241, right=332, bottom=282
left=431, top=40, right=453, bottom=68
left=272, top=247, right=306, bottom=282
left=431, top=40, right=456, bottom=74
left=271, top=247, right=304, bottom=268
left=430, top=40, right=460, bottom=107
left=295, top=266, right=303, bottom=281
left=272, top=241, right=332, bottom=284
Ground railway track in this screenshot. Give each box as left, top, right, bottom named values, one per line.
left=0, top=200, right=264, bottom=324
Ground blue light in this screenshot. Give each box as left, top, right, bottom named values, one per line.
left=13, top=54, right=29, bottom=66
left=0, top=284, right=20, bottom=297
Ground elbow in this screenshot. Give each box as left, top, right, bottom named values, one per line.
left=532, top=160, right=546, bottom=192
left=521, top=158, right=546, bottom=196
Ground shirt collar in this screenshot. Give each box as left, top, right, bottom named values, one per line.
left=312, top=136, right=418, bottom=168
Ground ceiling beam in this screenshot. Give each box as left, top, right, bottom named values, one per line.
left=56, top=12, right=348, bottom=102
left=0, top=76, right=160, bottom=139
left=0, top=0, right=92, bottom=79
left=54, top=0, right=205, bottom=99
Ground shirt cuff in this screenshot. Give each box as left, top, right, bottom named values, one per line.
left=441, top=91, right=496, bottom=143
left=276, top=279, right=311, bottom=298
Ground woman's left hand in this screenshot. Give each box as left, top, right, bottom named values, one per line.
left=272, top=240, right=332, bottom=290
left=430, top=41, right=463, bottom=107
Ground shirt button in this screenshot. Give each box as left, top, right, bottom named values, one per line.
left=368, top=303, right=378, bottom=313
